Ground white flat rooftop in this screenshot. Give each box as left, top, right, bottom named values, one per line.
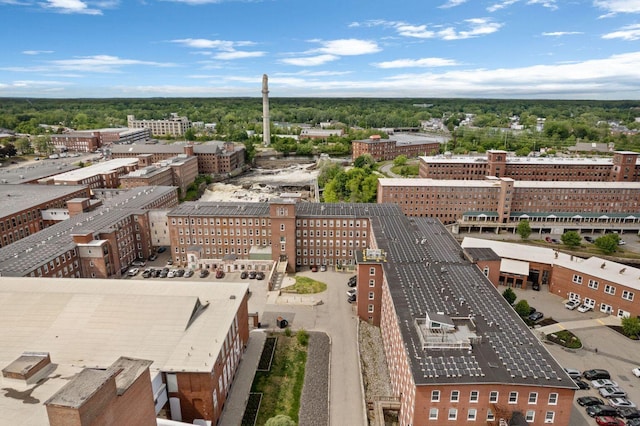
left=52, top=158, right=139, bottom=182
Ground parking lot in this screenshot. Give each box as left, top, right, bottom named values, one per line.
left=511, top=287, right=640, bottom=426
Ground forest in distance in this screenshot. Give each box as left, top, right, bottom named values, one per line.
left=1, top=97, right=640, bottom=154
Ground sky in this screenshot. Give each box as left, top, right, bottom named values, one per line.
left=1, top=0, right=640, bottom=99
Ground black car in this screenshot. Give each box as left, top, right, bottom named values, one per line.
left=347, top=294, right=356, bottom=303
left=157, top=246, right=167, bottom=253
left=627, top=418, right=640, bottom=426
left=249, top=271, right=257, bottom=279
left=584, top=236, right=595, bottom=243
left=586, top=405, right=618, bottom=418
left=256, top=272, right=265, bottom=280
left=583, top=369, right=611, bottom=380
left=618, top=407, right=640, bottom=420
left=348, top=279, right=357, bottom=288
left=175, top=269, right=185, bottom=277
left=241, top=271, right=248, bottom=279
left=574, top=379, right=590, bottom=390
left=578, top=396, right=604, bottom=407
left=199, top=269, right=209, bottom=278
left=528, top=311, right=544, bottom=322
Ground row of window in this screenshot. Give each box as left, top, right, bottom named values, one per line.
left=428, top=407, right=555, bottom=423
left=172, top=217, right=270, bottom=226
left=431, top=390, right=558, bottom=405
left=572, top=274, right=634, bottom=300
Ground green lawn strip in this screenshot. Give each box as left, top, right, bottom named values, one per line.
left=282, top=276, right=327, bottom=294
left=252, top=334, right=308, bottom=424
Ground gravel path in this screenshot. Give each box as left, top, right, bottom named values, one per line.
left=298, top=331, right=330, bottom=426
left=359, top=321, right=392, bottom=401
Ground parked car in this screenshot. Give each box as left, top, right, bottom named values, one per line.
left=132, top=260, right=146, bottom=267
left=565, top=300, right=580, bottom=310
left=608, top=398, right=636, bottom=408
left=256, top=272, right=265, bottom=280
left=148, top=254, right=158, bottom=261
left=574, top=379, right=590, bottom=390
left=563, top=367, right=581, bottom=379
left=142, top=269, right=153, bottom=278
left=311, top=265, right=318, bottom=272
left=592, top=379, right=618, bottom=388
left=248, top=271, right=257, bottom=279
left=578, top=396, right=605, bottom=406
left=166, top=259, right=173, bottom=266
left=348, top=276, right=357, bottom=287
left=167, top=269, right=177, bottom=278
left=216, top=270, right=225, bottom=279
left=578, top=304, right=592, bottom=313
left=157, top=246, right=167, bottom=253
left=632, top=367, right=640, bottom=378
left=584, top=236, right=595, bottom=243
left=628, top=419, right=640, bottom=426
left=595, top=416, right=624, bottom=426
left=320, top=265, right=327, bottom=272
left=618, top=408, right=640, bottom=420
left=528, top=311, right=544, bottom=322
left=183, top=269, right=194, bottom=278
left=199, top=269, right=209, bottom=278
left=599, top=387, right=627, bottom=398
left=128, top=268, right=139, bottom=276
left=584, top=369, right=611, bottom=380
left=619, top=240, right=626, bottom=245
left=587, top=405, right=619, bottom=417
left=175, top=269, right=185, bottom=277
left=159, top=269, right=168, bottom=278
left=241, top=271, right=248, bottom=279
left=347, top=289, right=356, bottom=298
left=347, top=293, right=356, bottom=303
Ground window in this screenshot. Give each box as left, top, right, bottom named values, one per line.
left=448, top=408, right=457, bottom=420
left=469, top=391, right=478, bottom=403
left=431, top=390, right=440, bottom=402
left=467, top=409, right=477, bottom=421
left=544, top=411, right=555, bottom=423
left=489, top=391, right=498, bottom=403
left=509, top=392, right=518, bottom=404
left=368, top=292, right=374, bottom=300
left=588, top=279, right=599, bottom=289
left=369, top=279, right=375, bottom=287
left=622, top=290, right=634, bottom=301
left=429, top=408, right=438, bottom=420
left=280, top=224, right=285, bottom=231
left=483, top=266, right=489, bottom=277
left=368, top=304, right=374, bottom=313
left=526, top=410, right=535, bottom=422
left=548, top=393, right=558, bottom=405
left=604, top=284, right=615, bottom=295
left=528, top=392, right=537, bottom=404
left=572, top=274, right=582, bottom=284
left=369, top=267, right=375, bottom=276
left=450, top=390, right=459, bottom=402
left=487, top=409, right=495, bottom=421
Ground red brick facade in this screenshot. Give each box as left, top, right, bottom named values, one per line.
left=352, top=135, right=440, bottom=161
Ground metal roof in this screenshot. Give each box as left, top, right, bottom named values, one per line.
left=0, top=184, right=88, bottom=218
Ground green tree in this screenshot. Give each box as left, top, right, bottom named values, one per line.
left=265, top=414, right=296, bottom=426
left=513, top=299, right=531, bottom=318
left=14, top=137, right=33, bottom=155
left=184, top=128, right=197, bottom=141
left=502, top=287, right=517, bottom=305
left=516, top=220, right=532, bottom=240
left=595, top=234, right=620, bottom=254
left=353, top=154, right=374, bottom=169
left=621, top=317, right=640, bottom=338
left=561, top=231, right=582, bottom=248
left=393, top=154, right=408, bottom=166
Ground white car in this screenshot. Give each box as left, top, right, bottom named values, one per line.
left=347, top=289, right=356, bottom=298
left=632, top=367, right=640, bottom=378
left=577, top=304, right=592, bottom=313
left=565, top=300, right=580, bottom=310
left=127, top=268, right=139, bottom=276
left=608, top=397, right=637, bottom=408
left=167, top=269, right=177, bottom=278
left=592, top=379, right=618, bottom=388
left=599, top=386, right=627, bottom=398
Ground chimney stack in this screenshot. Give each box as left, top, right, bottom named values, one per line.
left=262, top=74, right=271, bottom=146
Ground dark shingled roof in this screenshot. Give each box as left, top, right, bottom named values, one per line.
left=464, top=247, right=501, bottom=262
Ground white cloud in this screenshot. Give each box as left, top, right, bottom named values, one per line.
left=356, top=19, right=502, bottom=40
left=22, top=50, right=55, bottom=55
left=594, top=0, right=640, bottom=15
left=438, top=18, right=502, bottom=40
left=374, top=57, right=460, bottom=68
left=314, top=39, right=381, bottom=56
left=171, top=38, right=255, bottom=50
left=395, top=23, right=436, bottom=39
left=274, top=70, right=352, bottom=77
left=213, top=50, right=265, bottom=60
left=487, top=0, right=519, bottom=12
left=42, top=0, right=102, bottom=14
left=527, top=0, right=558, bottom=10
left=542, top=31, right=583, bottom=36
left=439, top=0, right=468, bottom=8
left=602, top=23, right=640, bottom=40
left=280, top=54, right=338, bottom=66
left=1, top=55, right=176, bottom=73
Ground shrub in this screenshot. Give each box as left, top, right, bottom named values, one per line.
left=296, top=329, right=309, bottom=346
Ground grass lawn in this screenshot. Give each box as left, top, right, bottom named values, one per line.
left=281, top=276, right=327, bottom=294
left=251, top=333, right=308, bottom=424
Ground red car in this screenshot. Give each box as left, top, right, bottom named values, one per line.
left=596, top=416, right=625, bottom=426
left=215, top=270, right=224, bottom=279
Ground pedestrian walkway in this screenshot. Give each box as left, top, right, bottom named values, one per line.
left=219, top=330, right=266, bottom=426
left=537, top=315, right=621, bottom=334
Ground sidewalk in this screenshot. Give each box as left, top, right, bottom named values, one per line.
left=219, top=330, right=266, bottom=426
left=537, top=315, right=621, bottom=334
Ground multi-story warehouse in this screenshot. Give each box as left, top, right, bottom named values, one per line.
left=352, top=134, right=440, bottom=161
left=419, top=150, right=640, bottom=182
left=127, top=113, right=191, bottom=136
left=0, top=186, right=178, bottom=278
left=0, top=162, right=79, bottom=184
left=164, top=200, right=575, bottom=425
left=120, top=154, right=199, bottom=195
left=461, top=237, right=640, bottom=319
left=51, top=128, right=151, bottom=152
left=42, top=158, right=140, bottom=189
left=0, top=278, right=249, bottom=425
left=110, top=142, right=245, bottom=175
left=0, top=184, right=91, bottom=248
left=377, top=177, right=640, bottom=233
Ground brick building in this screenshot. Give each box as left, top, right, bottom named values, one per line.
left=127, top=113, right=191, bottom=136
left=0, top=186, right=178, bottom=278
left=51, top=128, right=151, bottom=152
left=0, top=278, right=250, bottom=425
left=110, top=142, right=245, bottom=175
left=43, top=158, right=141, bottom=189
left=0, top=184, right=91, bottom=248
left=120, top=154, right=198, bottom=195
left=377, top=177, right=640, bottom=233
left=352, top=135, right=440, bottom=161
left=419, top=150, right=640, bottom=182
left=462, top=237, right=640, bottom=319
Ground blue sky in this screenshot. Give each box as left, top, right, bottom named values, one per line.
left=1, top=0, right=640, bottom=99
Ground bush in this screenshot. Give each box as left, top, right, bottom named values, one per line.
left=502, top=287, right=516, bottom=305
left=296, top=329, right=309, bottom=346
left=547, top=330, right=582, bottom=349
left=284, top=327, right=292, bottom=337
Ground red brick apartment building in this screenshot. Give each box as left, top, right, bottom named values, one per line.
left=377, top=177, right=640, bottom=231
left=0, top=278, right=249, bottom=425
left=110, top=142, right=245, bottom=175
left=419, top=150, right=640, bottom=181
left=352, top=135, right=440, bottom=161
left=0, top=186, right=178, bottom=278
left=120, top=154, right=199, bottom=195
left=51, top=128, right=151, bottom=152
left=162, top=200, right=574, bottom=425
left=0, top=184, right=91, bottom=248
left=461, top=237, right=640, bottom=319
left=44, top=158, right=141, bottom=189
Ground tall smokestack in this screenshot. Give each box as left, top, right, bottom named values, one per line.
left=262, top=74, right=271, bottom=146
